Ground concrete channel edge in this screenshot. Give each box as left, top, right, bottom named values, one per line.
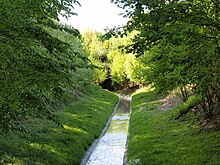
left=80, top=95, right=121, bottom=165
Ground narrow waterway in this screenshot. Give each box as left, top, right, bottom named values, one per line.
left=85, top=94, right=131, bottom=165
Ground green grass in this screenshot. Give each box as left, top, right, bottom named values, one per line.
left=127, top=88, right=220, bottom=165
left=0, top=84, right=118, bottom=165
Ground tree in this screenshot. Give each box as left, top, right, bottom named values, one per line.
left=107, top=35, right=144, bottom=87
left=112, top=0, right=220, bottom=117
left=82, top=31, right=108, bottom=83
left=0, top=0, right=92, bottom=132
left=82, top=30, right=143, bottom=89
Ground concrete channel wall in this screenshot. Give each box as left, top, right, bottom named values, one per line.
left=80, top=96, right=121, bottom=165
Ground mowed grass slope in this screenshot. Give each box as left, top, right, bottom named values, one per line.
left=127, top=88, right=220, bottom=165
left=0, top=84, right=118, bottom=165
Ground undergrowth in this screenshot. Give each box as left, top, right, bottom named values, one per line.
left=127, top=88, right=220, bottom=165
left=0, top=84, right=118, bottom=165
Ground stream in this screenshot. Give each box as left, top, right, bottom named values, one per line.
left=84, top=94, right=131, bottom=165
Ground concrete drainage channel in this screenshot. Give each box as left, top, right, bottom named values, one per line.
left=80, top=94, right=131, bottom=165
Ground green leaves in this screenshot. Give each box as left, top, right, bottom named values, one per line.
left=112, top=0, right=220, bottom=116
left=82, top=30, right=144, bottom=88
left=0, top=0, right=90, bottom=132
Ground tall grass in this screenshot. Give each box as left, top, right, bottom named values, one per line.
left=127, top=88, right=220, bottom=165
left=0, top=84, right=118, bottom=165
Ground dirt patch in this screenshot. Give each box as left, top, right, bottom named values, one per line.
left=156, top=95, right=181, bottom=111
left=197, top=115, right=220, bottom=131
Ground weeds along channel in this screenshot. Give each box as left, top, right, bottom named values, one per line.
left=0, top=84, right=118, bottom=165
left=127, top=88, right=220, bottom=165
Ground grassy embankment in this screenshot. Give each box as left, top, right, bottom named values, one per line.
left=127, top=88, right=220, bottom=165
left=0, top=84, right=118, bottom=165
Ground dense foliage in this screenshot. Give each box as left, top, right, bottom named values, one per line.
left=111, top=0, right=220, bottom=117
left=82, top=30, right=144, bottom=89
left=0, top=0, right=92, bottom=132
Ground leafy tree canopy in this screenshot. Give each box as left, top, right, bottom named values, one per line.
left=0, top=0, right=93, bottom=132
left=111, top=0, right=220, bottom=117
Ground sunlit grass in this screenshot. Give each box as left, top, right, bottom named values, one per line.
left=29, top=143, right=63, bottom=157
left=127, top=88, right=220, bottom=165
left=63, top=125, right=87, bottom=134
left=0, top=84, right=118, bottom=165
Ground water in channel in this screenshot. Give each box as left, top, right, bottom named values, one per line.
left=86, top=94, right=131, bottom=165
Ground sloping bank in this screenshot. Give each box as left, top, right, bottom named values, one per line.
left=126, top=88, right=220, bottom=165
left=0, top=84, right=118, bottom=165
